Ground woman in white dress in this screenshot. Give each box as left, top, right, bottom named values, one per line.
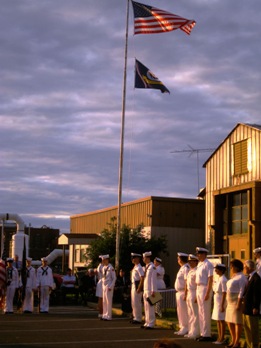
left=212, top=263, right=227, bottom=345
left=225, top=259, right=247, bottom=348
left=154, top=257, right=166, bottom=318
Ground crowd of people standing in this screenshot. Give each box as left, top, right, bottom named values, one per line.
left=174, top=246, right=261, bottom=348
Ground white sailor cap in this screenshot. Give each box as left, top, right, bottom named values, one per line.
left=177, top=252, right=188, bottom=257
left=214, top=263, right=226, bottom=270
left=41, top=257, right=48, bottom=262
left=143, top=251, right=152, bottom=258
left=101, top=254, right=109, bottom=260
left=196, top=247, right=209, bottom=254
left=98, top=255, right=103, bottom=259
left=188, top=254, right=198, bottom=261
left=26, top=257, right=32, bottom=262
left=7, top=258, right=13, bottom=263
left=131, top=253, right=141, bottom=258
left=253, top=247, right=261, bottom=254
left=154, top=257, right=162, bottom=263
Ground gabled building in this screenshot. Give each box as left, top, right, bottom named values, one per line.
left=204, top=123, right=261, bottom=260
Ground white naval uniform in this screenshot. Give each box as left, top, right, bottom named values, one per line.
left=4, top=266, right=19, bottom=313
left=174, top=263, right=190, bottom=333
left=185, top=266, right=200, bottom=337
left=102, top=263, right=116, bottom=320
left=95, top=263, right=103, bottom=298
left=131, top=263, right=144, bottom=322
left=36, top=266, right=53, bottom=312
left=23, top=266, right=37, bottom=312
left=143, top=262, right=157, bottom=328
left=212, top=274, right=227, bottom=321
left=195, top=258, right=214, bottom=337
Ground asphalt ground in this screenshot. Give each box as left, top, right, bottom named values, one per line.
left=0, top=305, right=224, bottom=348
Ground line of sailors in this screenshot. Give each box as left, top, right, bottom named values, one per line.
left=174, top=246, right=261, bottom=347
left=96, top=251, right=165, bottom=328
left=3, top=256, right=53, bottom=314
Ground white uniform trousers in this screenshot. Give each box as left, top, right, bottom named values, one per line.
left=196, top=285, right=212, bottom=337
left=176, top=290, right=188, bottom=332
left=4, top=286, right=16, bottom=313
left=39, top=286, right=50, bottom=312
left=102, top=285, right=114, bottom=320
left=23, top=287, right=34, bottom=312
left=143, top=291, right=155, bottom=328
left=131, top=285, right=143, bottom=322
left=186, top=289, right=200, bottom=337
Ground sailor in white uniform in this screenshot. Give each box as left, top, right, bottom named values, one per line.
left=36, top=257, right=53, bottom=313
left=101, top=254, right=116, bottom=320
left=195, top=247, right=214, bottom=342
left=130, top=253, right=144, bottom=324
left=174, top=252, right=190, bottom=335
left=141, top=251, right=157, bottom=329
left=95, top=255, right=104, bottom=318
left=184, top=254, right=200, bottom=339
left=23, top=257, right=36, bottom=313
left=4, top=258, right=19, bottom=314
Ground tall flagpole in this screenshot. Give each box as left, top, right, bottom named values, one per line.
left=115, top=0, right=130, bottom=273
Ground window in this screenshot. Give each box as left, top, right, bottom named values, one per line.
left=234, top=140, right=248, bottom=175
left=231, top=191, right=248, bottom=235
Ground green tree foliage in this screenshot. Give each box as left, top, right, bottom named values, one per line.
left=84, top=218, right=168, bottom=275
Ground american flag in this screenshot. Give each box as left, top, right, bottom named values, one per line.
left=132, top=1, right=196, bottom=35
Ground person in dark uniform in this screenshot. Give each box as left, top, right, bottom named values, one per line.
left=242, top=260, right=261, bottom=348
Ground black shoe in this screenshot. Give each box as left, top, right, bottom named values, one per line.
left=131, top=320, right=141, bottom=324
left=145, top=326, right=154, bottom=330
left=140, top=325, right=146, bottom=329
left=197, top=337, right=212, bottom=342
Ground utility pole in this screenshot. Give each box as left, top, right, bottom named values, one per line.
left=170, top=145, right=215, bottom=193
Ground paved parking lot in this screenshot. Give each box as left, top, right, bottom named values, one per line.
left=0, top=306, right=220, bottom=348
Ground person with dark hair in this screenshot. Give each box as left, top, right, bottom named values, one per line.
left=174, top=252, right=189, bottom=335
left=242, top=260, right=261, bottom=348
left=253, top=247, right=261, bottom=277
left=22, top=257, right=36, bottom=313
left=195, top=247, right=214, bottom=342
left=4, top=258, right=19, bottom=314
left=225, top=259, right=248, bottom=348
left=212, top=263, right=227, bottom=345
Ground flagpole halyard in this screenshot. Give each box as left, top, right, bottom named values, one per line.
left=115, top=0, right=130, bottom=273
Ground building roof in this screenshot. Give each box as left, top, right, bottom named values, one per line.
left=70, top=195, right=203, bottom=219
left=203, top=123, right=261, bottom=168
left=58, top=233, right=98, bottom=245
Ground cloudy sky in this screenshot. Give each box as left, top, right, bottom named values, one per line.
left=0, top=0, right=260, bottom=233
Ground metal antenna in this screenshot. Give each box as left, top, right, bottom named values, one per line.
left=170, top=145, right=215, bottom=193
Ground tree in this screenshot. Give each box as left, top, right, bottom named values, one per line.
left=84, top=218, right=168, bottom=275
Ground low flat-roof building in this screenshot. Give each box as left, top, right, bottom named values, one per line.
left=70, top=196, right=205, bottom=284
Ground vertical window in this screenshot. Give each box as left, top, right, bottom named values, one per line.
left=234, top=140, right=248, bottom=175
left=231, top=191, right=248, bottom=235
